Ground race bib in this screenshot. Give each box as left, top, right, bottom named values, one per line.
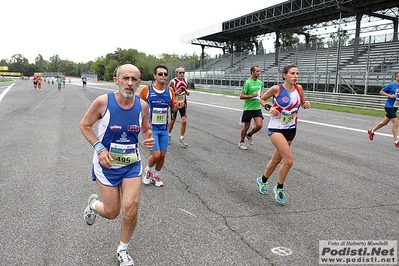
left=280, top=111, right=296, bottom=125
left=109, top=143, right=138, bottom=167
left=151, top=107, right=168, bottom=125
left=177, top=93, right=186, bottom=102
left=254, top=89, right=261, bottom=99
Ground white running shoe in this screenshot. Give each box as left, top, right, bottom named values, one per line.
left=246, top=133, right=253, bottom=145
left=142, top=167, right=153, bottom=185
left=116, top=249, right=134, bottom=266
left=178, top=137, right=188, bottom=147
left=151, top=174, right=164, bottom=187
left=238, top=142, right=247, bottom=150
left=83, top=193, right=99, bottom=225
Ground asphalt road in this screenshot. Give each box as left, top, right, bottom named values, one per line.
left=0, top=78, right=398, bottom=266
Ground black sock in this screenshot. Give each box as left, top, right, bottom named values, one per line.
left=277, top=183, right=284, bottom=189
left=247, top=132, right=252, bottom=137
left=262, top=175, right=268, bottom=183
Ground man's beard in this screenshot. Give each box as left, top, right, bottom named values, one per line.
left=120, top=88, right=134, bottom=98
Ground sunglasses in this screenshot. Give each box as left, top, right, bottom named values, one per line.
left=178, top=72, right=185, bottom=74
left=157, top=72, right=168, bottom=76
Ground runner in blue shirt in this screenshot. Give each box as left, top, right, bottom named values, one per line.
left=82, top=75, right=87, bottom=90
left=368, top=72, right=399, bottom=148
left=80, top=64, right=155, bottom=266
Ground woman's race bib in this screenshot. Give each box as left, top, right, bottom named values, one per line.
left=280, top=111, right=296, bottom=126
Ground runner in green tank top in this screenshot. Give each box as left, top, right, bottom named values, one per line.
left=238, top=65, right=264, bottom=150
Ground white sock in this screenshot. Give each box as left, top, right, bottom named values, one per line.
left=90, top=200, right=99, bottom=212
left=154, top=170, right=160, bottom=176
left=118, top=241, right=129, bottom=252
left=180, top=136, right=184, bottom=140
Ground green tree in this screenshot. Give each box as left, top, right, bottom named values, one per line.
left=258, top=40, right=265, bottom=55
left=308, top=34, right=324, bottom=48
left=143, top=54, right=162, bottom=81
left=327, top=29, right=350, bottom=47
left=104, top=59, right=119, bottom=81
left=118, top=48, right=140, bottom=65
left=8, top=54, right=29, bottom=75
left=24, top=63, right=37, bottom=77
left=91, top=57, right=107, bottom=80
left=63, top=60, right=79, bottom=76
left=47, top=54, right=62, bottom=72
left=0, top=47, right=202, bottom=80
left=280, top=32, right=300, bottom=47
left=225, top=38, right=254, bottom=54
left=35, top=54, right=46, bottom=72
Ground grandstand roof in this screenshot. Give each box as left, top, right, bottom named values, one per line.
left=182, top=0, right=399, bottom=48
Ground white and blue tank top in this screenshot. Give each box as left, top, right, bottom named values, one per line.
left=147, top=85, right=171, bottom=130
left=93, top=92, right=142, bottom=169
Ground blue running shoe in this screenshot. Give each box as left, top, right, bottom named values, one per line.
left=273, top=185, right=286, bottom=204
left=256, top=177, right=268, bottom=194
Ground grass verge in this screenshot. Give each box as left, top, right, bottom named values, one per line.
left=0, top=79, right=13, bottom=83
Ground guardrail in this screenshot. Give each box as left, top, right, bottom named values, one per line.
left=195, top=85, right=387, bottom=110
left=304, top=91, right=387, bottom=109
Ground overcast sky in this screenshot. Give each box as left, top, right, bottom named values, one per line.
left=1, top=0, right=285, bottom=63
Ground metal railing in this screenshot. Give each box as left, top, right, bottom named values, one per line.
left=195, top=85, right=387, bottom=109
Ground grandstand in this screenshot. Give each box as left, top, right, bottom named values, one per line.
left=182, top=37, right=399, bottom=94
left=180, top=0, right=399, bottom=95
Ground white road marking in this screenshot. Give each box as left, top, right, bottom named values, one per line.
left=188, top=100, right=394, bottom=138
left=0, top=83, right=14, bottom=102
